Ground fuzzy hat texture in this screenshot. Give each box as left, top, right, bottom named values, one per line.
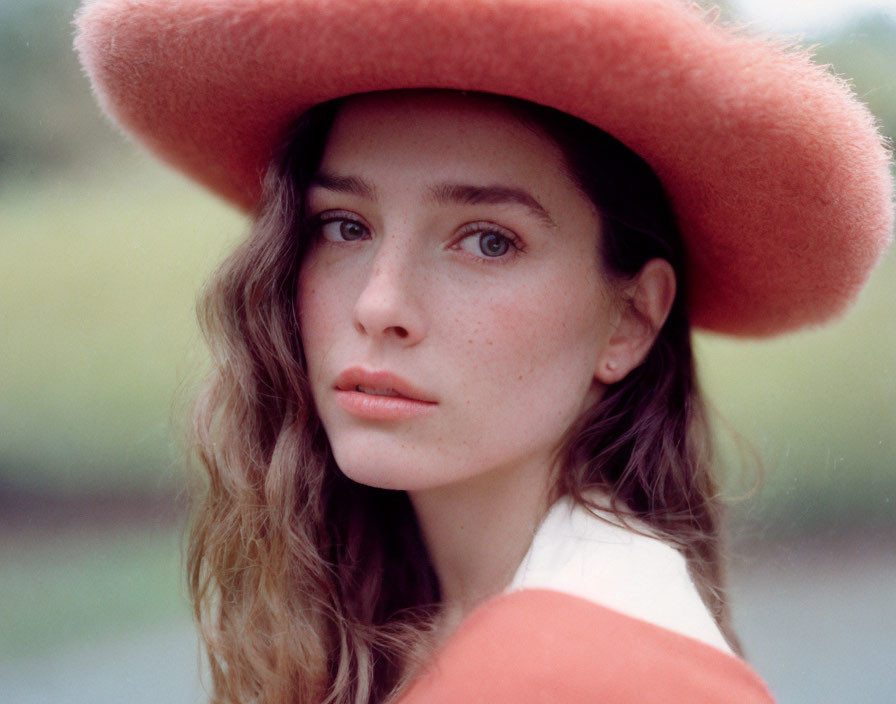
left=74, top=0, right=893, bottom=336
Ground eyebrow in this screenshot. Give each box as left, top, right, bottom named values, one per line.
left=309, top=171, right=556, bottom=228
left=308, top=172, right=376, bottom=199
left=430, top=183, right=557, bottom=228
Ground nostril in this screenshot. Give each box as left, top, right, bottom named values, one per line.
left=393, top=326, right=409, bottom=339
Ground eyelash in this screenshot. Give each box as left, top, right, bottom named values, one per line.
left=306, top=212, right=526, bottom=263
left=307, top=211, right=372, bottom=243
left=452, top=222, right=526, bottom=263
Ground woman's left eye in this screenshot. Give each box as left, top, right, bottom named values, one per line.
left=455, top=226, right=523, bottom=260
left=312, top=215, right=371, bottom=242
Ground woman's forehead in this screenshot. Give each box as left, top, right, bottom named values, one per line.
left=318, top=90, right=578, bottom=199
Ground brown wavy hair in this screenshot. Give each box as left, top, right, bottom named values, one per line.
left=187, top=91, right=738, bottom=704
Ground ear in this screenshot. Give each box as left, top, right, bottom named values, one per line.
left=595, top=258, right=677, bottom=385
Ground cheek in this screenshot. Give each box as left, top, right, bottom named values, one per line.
left=296, top=259, right=343, bottom=366
left=445, top=270, right=607, bottom=403
left=296, top=268, right=317, bottom=348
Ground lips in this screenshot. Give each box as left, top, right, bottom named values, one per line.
left=332, top=367, right=437, bottom=421
left=355, top=385, right=401, bottom=397
left=334, top=367, right=436, bottom=403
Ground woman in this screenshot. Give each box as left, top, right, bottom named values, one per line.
left=75, top=1, right=893, bottom=702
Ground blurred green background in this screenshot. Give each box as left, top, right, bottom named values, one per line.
left=1, top=0, right=894, bottom=702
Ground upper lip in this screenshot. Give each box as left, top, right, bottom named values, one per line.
left=334, top=367, right=437, bottom=403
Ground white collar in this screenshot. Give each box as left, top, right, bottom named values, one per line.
left=507, top=493, right=733, bottom=654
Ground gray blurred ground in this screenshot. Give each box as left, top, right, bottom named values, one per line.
left=1, top=621, right=204, bottom=704
left=730, top=533, right=896, bottom=703
left=3, top=533, right=893, bottom=704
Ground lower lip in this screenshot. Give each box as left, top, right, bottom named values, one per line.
left=334, top=390, right=437, bottom=421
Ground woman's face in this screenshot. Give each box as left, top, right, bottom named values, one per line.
left=298, top=91, right=619, bottom=492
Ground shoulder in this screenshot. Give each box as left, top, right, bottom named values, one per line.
left=398, top=590, right=776, bottom=704
left=508, top=493, right=732, bottom=652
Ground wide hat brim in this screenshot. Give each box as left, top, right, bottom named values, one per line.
left=75, top=0, right=893, bottom=336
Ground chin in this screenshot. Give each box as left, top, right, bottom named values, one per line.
left=337, top=463, right=411, bottom=491
left=330, top=444, right=468, bottom=493
left=331, top=445, right=424, bottom=491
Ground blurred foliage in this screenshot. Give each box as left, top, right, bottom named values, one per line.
left=0, top=167, right=244, bottom=495
left=0, top=0, right=130, bottom=180
left=0, top=1, right=894, bottom=537
left=812, top=13, right=896, bottom=144
left=1, top=524, right=187, bottom=658
left=697, top=253, right=896, bottom=537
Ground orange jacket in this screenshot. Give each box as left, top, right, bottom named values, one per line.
left=399, top=589, right=775, bottom=703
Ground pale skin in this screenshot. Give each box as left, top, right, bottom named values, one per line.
left=297, top=91, right=676, bottom=636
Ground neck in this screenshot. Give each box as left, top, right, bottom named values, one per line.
left=408, top=460, right=554, bottom=633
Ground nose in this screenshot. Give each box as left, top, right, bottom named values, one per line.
left=353, top=240, right=427, bottom=345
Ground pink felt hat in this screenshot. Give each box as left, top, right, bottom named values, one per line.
left=74, top=0, right=893, bottom=336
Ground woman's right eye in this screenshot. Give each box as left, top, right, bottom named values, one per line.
left=313, top=216, right=371, bottom=243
